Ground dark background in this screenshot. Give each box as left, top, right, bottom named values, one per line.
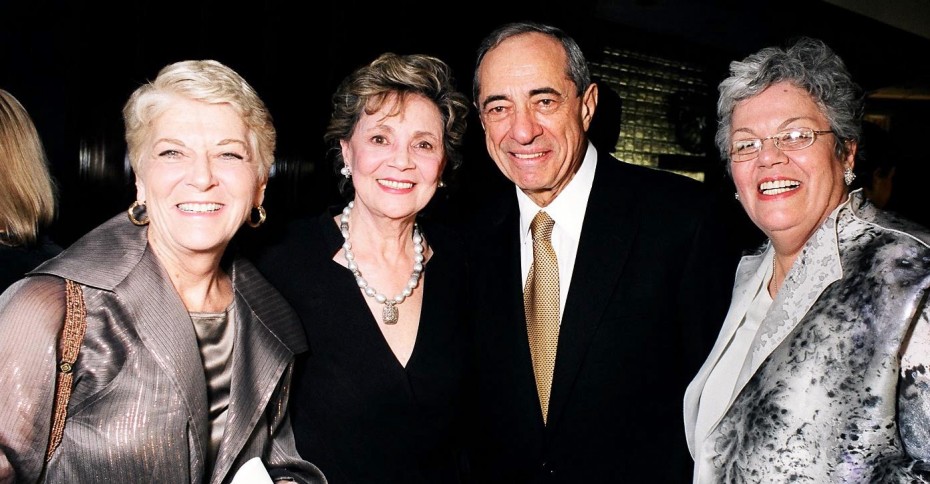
left=3, top=0, right=929, bottom=247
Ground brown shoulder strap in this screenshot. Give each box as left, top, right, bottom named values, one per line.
left=45, top=278, right=87, bottom=462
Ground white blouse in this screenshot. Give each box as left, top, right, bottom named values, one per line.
left=693, top=262, right=774, bottom=445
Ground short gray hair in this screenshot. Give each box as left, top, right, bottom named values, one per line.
left=123, top=60, right=275, bottom=182
left=716, top=37, right=863, bottom=170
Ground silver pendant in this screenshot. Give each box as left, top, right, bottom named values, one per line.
left=382, top=303, right=399, bottom=325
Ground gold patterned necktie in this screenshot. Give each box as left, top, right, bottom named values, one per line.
left=524, top=210, right=560, bottom=425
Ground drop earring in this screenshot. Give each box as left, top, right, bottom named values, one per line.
left=843, top=167, right=856, bottom=186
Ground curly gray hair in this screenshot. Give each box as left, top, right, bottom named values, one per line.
left=716, top=37, right=863, bottom=172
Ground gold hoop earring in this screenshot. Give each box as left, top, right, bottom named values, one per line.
left=247, top=205, right=267, bottom=228
left=127, top=200, right=149, bottom=226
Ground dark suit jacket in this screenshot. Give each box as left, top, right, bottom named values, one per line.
left=464, top=152, right=739, bottom=483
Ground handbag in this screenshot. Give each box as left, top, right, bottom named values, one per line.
left=44, top=278, right=87, bottom=461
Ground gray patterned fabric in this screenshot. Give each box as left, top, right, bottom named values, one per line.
left=685, top=190, right=930, bottom=483
left=0, top=213, right=326, bottom=483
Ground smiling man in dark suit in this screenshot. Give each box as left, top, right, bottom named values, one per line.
left=463, top=21, right=740, bottom=483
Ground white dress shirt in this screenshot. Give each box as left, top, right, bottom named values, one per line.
left=518, top=142, right=598, bottom=322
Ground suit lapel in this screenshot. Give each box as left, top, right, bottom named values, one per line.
left=504, top=213, right=528, bottom=345
left=210, top=259, right=304, bottom=483
left=686, top=213, right=843, bottom=452
left=478, top=193, right=545, bottom=425
left=35, top=214, right=212, bottom=476
left=122, top=246, right=212, bottom=474
left=496, top=198, right=536, bottom=380
left=34, top=215, right=306, bottom=481
left=546, top=158, right=638, bottom=429
left=739, top=219, right=843, bottom=395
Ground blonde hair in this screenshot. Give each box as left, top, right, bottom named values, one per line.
left=122, top=60, right=276, bottom=182
left=0, top=89, right=57, bottom=246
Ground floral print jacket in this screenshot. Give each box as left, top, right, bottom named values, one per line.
left=685, top=190, right=930, bottom=483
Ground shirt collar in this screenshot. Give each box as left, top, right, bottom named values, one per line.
left=518, top=141, right=598, bottom=242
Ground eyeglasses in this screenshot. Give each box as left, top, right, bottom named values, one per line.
left=730, top=127, right=834, bottom=162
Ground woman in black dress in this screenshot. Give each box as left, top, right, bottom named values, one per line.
left=252, top=52, right=471, bottom=483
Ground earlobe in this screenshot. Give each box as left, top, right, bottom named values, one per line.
left=135, top=178, right=146, bottom=201
left=255, top=182, right=267, bottom=206
left=845, top=140, right=857, bottom=169
left=340, top=139, right=354, bottom=166
left=846, top=140, right=859, bottom=164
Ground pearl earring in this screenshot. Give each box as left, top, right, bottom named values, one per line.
left=734, top=192, right=740, bottom=201
left=340, top=165, right=351, bottom=179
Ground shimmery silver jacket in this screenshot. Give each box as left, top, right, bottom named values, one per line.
left=684, top=190, right=930, bottom=483
left=0, top=213, right=326, bottom=483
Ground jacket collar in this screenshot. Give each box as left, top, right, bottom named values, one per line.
left=33, top=212, right=307, bottom=481
left=210, top=262, right=305, bottom=480
left=32, top=212, right=148, bottom=289
left=685, top=192, right=853, bottom=453
left=546, top=152, right=639, bottom=429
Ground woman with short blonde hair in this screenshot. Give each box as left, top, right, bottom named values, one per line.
left=0, top=61, right=325, bottom=483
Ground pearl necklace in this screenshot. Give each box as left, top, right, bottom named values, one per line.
left=340, top=201, right=425, bottom=325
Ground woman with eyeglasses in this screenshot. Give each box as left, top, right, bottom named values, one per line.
left=683, top=37, right=930, bottom=482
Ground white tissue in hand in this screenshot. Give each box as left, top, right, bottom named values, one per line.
left=231, top=457, right=274, bottom=484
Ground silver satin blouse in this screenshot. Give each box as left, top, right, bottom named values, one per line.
left=191, top=303, right=236, bottom=475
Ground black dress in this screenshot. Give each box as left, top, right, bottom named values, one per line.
left=250, top=210, right=471, bottom=484
left=0, top=234, right=63, bottom=294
